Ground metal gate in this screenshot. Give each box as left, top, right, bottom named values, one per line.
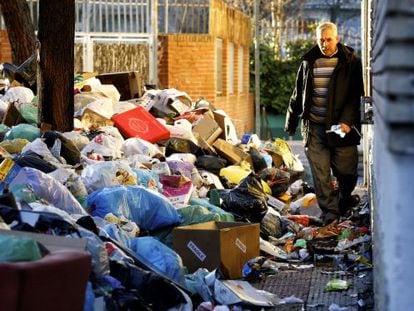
left=0, top=0, right=210, bottom=84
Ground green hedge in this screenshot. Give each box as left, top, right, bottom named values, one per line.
left=250, top=39, right=315, bottom=114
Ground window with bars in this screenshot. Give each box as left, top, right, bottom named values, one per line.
left=216, top=38, right=223, bottom=95
left=238, top=46, right=244, bottom=93
left=227, top=42, right=234, bottom=95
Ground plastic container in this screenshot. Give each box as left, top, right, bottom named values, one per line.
left=289, top=193, right=322, bottom=218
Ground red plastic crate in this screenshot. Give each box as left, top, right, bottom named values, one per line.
left=111, top=106, right=170, bottom=143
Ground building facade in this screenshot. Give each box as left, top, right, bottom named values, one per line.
left=0, top=0, right=254, bottom=134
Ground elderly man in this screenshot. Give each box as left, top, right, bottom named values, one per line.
left=285, top=22, right=364, bottom=225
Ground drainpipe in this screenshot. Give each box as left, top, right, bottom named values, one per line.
left=254, top=0, right=261, bottom=137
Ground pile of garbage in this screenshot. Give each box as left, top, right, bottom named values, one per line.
left=0, top=76, right=372, bottom=310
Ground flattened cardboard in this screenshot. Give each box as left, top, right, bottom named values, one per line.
left=173, top=221, right=260, bottom=279
left=2, top=103, right=25, bottom=127
left=192, top=113, right=222, bottom=145
left=213, top=110, right=238, bottom=143
left=213, top=138, right=252, bottom=165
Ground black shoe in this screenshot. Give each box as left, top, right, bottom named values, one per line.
left=339, top=194, right=360, bottom=209
left=323, top=212, right=340, bottom=226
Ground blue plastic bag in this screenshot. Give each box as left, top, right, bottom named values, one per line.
left=128, top=236, right=185, bottom=286
left=87, top=185, right=182, bottom=231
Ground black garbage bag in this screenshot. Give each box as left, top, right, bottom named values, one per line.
left=109, top=261, right=187, bottom=311
left=195, top=155, right=227, bottom=175
left=259, top=167, right=290, bottom=196
left=42, top=131, right=81, bottom=165
left=0, top=206, right=79, bottom=235
left=220, top=173, right=268, bottom=223
left=13, top=151, right=57, bottom=173
left=157, top=137, right=201, bottom=156
left=249, top=147, right=267, bottom=174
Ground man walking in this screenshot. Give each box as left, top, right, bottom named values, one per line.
left=285, top=22, right=364, bottom=224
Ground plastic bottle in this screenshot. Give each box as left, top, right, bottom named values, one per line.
left=289, top=193, right=323, bottom=218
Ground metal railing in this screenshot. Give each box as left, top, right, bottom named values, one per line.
left=1, top=0, right=210, bottom=34
left=0, top=0, right=211, bottom=81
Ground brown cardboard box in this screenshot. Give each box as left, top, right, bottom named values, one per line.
left=213, top=110, right=238, bottom=143
left=194, top=133, right=218, bottom=156
left=213, top=138, right=252, bottom=165
left=173, top=221, right=260, bottom=279
left=2, top=103, right=25, bottom=127
left=96, top=71, right=143, bottom=100
left=192, top=113, right=222, bottom=145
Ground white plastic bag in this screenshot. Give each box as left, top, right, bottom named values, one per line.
left=2, top=86, right=34, bottom=104
left=81, top=127, right=124, bottom=160
left=121, top=137, right=162, bottom=158
left=62, top=131, right=90, bottom=150
left=10, top=167, right=87, bottom=215
left=22, top=138, right=67, bottom=167
left=81, top=160, right=137, bottom=193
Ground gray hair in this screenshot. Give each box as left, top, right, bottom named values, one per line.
left=316, top=22, right=338, bottom=37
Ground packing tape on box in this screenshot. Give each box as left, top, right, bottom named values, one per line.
left=187, top=240, right=206, bottom=262
left=235, top=238, right=247, bottom=253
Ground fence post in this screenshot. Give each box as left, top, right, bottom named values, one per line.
left=149, top=0, right=158, bottom=86
left=83, top=35, right=94, bottom=72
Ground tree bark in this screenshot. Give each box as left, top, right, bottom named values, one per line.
left=0, top=0, right=37, bottom=64
left=37, top=0, right=75, bottom=132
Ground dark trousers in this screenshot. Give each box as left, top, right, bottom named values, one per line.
left=305, top=123, right=358, bottom=216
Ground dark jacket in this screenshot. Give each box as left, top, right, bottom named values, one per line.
left=285, top=43, right=364, bottom=146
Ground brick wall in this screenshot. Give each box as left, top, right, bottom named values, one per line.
left=158, top=0, right=253, bottom=136
left=0, top=30, right=12, bottom=63
left=158, top=34, right=253, bottom=135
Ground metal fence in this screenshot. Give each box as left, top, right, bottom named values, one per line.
left=0, top=0, right=210, bottom=35
left=0, top=0, right=211, bottom=79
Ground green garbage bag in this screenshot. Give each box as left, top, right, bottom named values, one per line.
left=4, top=124, right=40, bottom=142
left=0, top=235, right=43, bottom=262
left=19, top=101, right=39, bottom=124
left=189, top=198, right=234, bottom=222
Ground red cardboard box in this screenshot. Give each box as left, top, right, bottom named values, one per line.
left=111, top=106, right=170, bottom=143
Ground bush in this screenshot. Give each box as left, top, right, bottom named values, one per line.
left=250, top=39, right=314, bottom=114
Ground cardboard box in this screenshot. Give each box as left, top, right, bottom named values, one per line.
left=173, top=221, right=260, bottom=279
left=192, top=113, right=222, bottom=145
left=2, top=103, right=25, bottom=127
left=213, top=138, right=252, bottom=165
left=97, top=71, right=143, bottom=100
left=111, top=106, right=170, bottom=143
left=213, top=110, right=239, bottom=143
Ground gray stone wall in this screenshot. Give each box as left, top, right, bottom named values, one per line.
left=371, top=0, right=414, bottom=310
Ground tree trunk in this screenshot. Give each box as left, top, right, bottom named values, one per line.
left=0, top=0, right=37, bottom=64
left=37, top=0, right=75, bottom=132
